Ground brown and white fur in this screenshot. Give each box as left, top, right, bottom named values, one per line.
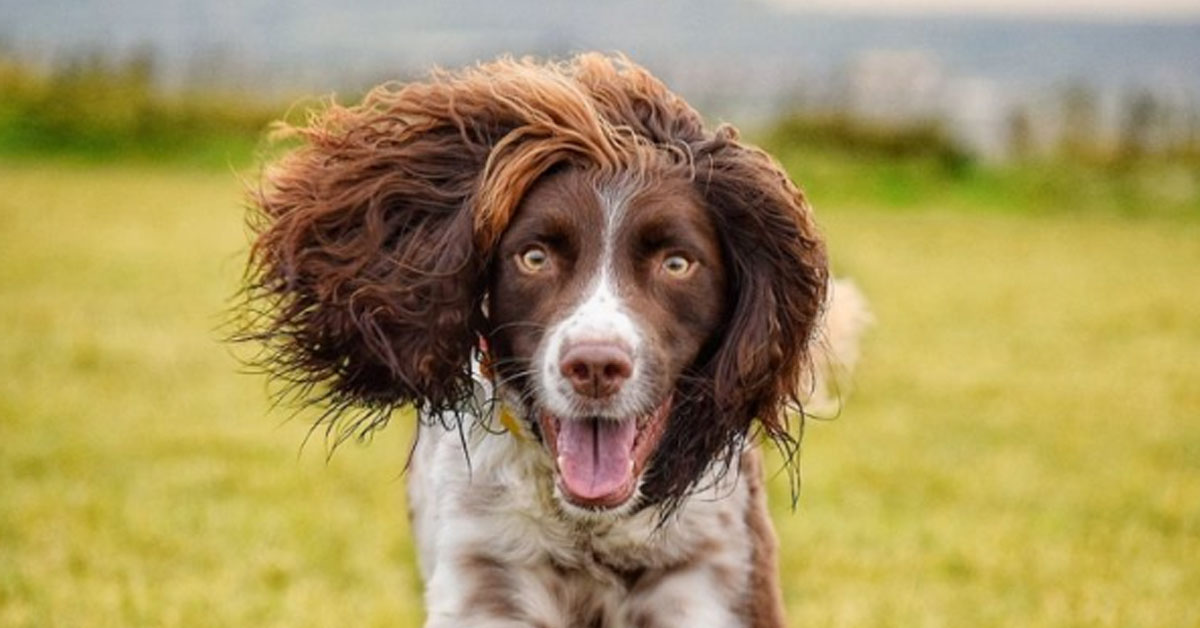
left=238, top=53, right=869, bottom=628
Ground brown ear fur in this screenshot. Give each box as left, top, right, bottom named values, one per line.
left=240, top=99, right=488, bottom=426
left=698, top=126, right=828, bottom=443
left=641, top=124, right=828, bottom=503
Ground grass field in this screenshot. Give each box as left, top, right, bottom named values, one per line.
left=1, top=160, right=1197, bottom=627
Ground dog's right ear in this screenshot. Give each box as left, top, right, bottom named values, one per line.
left=238, top=87, right=500, bottom=422
left=236, top=57, right=658, bottom=428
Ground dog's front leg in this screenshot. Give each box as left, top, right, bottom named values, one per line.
left=622, top=563, right=751, bottom=628
left=423, top=554, right=522, bottom=628
left=422, top=551, right=561, bottom=628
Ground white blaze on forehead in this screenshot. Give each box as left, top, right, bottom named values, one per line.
left=538, top=179, right=647, bottom=417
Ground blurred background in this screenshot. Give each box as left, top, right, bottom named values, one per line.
left=1, top=1, right=1197, bottom=626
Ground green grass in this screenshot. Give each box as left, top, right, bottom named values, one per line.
left=778, top=208, right=1200, bottom=626
left=1, top=161, right=1198, bottom=627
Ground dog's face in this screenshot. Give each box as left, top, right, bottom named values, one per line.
left=488, top=167, right=727, bottom=512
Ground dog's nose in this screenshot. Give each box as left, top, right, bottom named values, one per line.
left=559, top=343, right=633, bottom=398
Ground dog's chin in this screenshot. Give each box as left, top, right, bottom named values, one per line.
left=537, top=396, right=672, bottom=512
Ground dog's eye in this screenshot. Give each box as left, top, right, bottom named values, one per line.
left=661, top=254, right=693, bottom=277
left=517, top=246, right=550, bottom=273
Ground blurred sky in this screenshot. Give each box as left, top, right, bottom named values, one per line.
left=766, top=0, right=1200, bottom=19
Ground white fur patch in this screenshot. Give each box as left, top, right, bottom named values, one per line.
left=537, top=181, right=652, bottom=420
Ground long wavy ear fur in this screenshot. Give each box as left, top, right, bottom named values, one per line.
left=698, top=127, right=829, bottom=442
left=238, top=96, right=489, bottom=426
left=643, top=126, right=829, bottom=504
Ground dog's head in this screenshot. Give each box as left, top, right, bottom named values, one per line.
left=239, top=54, right=827, bottom=513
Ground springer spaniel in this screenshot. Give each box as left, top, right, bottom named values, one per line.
left=239, top=53, right=868, bottom=628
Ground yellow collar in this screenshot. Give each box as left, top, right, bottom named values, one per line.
left=481, top=344, right=526, bottom=441
left=497, top=404, right=528, bottom=441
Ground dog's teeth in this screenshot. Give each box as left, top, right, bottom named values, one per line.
left=628, top=460, right=635, bottom=474
left=557, top=455, right=566, bottom=470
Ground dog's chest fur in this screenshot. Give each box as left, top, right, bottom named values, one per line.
left=408, top=412, right=776, bottom=628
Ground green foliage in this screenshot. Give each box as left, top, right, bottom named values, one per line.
left=759, top=117, right=1200, bottom=219
left=1, top=163, right=1197, bottom=626
left=0, top=54, right=277, bottom=167
left=763, top=113, right=974, bottom=175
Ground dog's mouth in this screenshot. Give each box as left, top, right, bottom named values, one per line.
left=538, top=396, right=672, bottom=510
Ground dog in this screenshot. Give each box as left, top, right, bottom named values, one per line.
left=239, top=53, right=869, bottom=628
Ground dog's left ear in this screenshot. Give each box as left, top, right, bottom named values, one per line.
left=239, top=89, right=495, bottom=418
left=694, top=126, right=829, bottom=440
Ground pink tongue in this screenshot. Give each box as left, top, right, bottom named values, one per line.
left=556, top=418, right=637, bottom=501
